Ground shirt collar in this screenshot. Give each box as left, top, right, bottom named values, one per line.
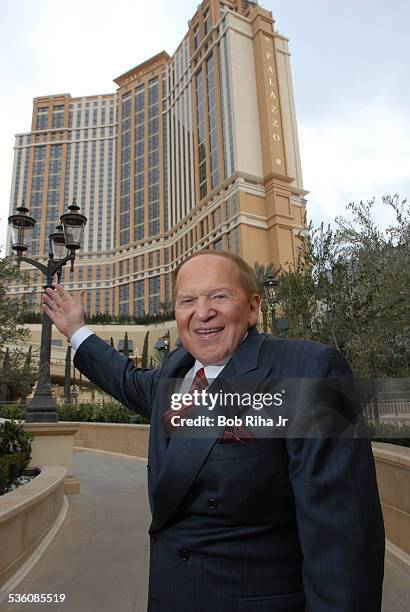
left=190, top=331, right=249, bottom=380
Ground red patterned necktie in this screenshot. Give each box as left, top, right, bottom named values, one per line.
left=163, top=367, right=209, bottom=433
left=163, top=367, right=252, bottom=443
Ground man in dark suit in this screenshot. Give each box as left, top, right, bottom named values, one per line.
left=43, top=250, right=385, bottom=612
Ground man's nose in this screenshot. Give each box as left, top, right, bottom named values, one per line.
left=195, top=296, right=216, bottom=320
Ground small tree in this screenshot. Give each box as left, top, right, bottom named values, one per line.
left=123, top=331, right=130, bottom=358
left=20, top=346, right=34, bottom=402
left=141, top=332, right=149, bottom=369
left=0, top=253, right=38, bottom=400
left=0, top=255, right=30, bottom=350
left=276, top=195, right=410, bottom=378
left=160, top=299, right=173, bottom=315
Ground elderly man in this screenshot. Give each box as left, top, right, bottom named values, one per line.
left=43, top=250, right=385, bottom=612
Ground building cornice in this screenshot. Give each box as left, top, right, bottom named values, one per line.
left=113, top=51, right=171, bottom=87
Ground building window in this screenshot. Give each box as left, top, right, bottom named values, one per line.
left=148, top=78, right=160, bottom=237
left=119, top=283, right=129, bottom=316
left=52, top=105, right=65, bottom=129
left=234, top=226, right=240, bottom=254
left=134, top=280, right=144, bottom=318
left=204, top=10, right=210, bottom=36
left=232, top=192, right=238, bottom=215
left=207, top=54, right=219, bottom=189
left=36, top=108, right=48, bottom=131
left=149, top=276, right=160, bottom=314
left=212, top=208, right=221, bottom=228
left=120, top=92, right=132, bottom=246
left=227, top=231, right=232, bottom=252
left=196, top=68, right=207, bottom=200
left=193, top=25, right=200, bottom=50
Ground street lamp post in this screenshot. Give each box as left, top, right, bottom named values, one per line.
left=263, top=275, right=280, bottom=335
left=163, top=330, right=170, bottom=355
left=8, top=202, right=87, bottom=422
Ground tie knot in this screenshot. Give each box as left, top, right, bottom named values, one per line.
left=189, top=367, right=208, bottom=393
left=196, top=367, right=206, bottom=381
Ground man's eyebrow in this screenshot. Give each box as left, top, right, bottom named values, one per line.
left=177, top=287, right=233, bottom=298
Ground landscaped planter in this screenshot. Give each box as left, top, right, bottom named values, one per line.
left=0, top=464, right=66, bottom=588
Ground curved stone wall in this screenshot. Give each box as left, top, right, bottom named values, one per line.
left=0, top=464, right=66, bottom=588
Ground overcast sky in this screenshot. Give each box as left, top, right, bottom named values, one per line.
left=1, top=0, right=409, bottom=253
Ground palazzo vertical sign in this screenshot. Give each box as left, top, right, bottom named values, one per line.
left=262, top=35, right=286, bottom=174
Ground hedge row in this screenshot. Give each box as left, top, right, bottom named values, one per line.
left=0, top=402, right=133, bottom=423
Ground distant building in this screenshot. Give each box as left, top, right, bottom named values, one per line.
left=7, top=0, right=307, bottom=316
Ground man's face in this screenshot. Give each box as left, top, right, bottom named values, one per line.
left=175, top=255, right=260, bottom=365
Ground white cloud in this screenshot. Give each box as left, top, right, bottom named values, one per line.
left=299, top=99, right=410, bottom=230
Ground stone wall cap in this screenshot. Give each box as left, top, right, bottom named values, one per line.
left=64, top=421, right=150, bottom=429
left=0, top=465, right=66, bottom=526
left=23, top=423, right=80, bottom=436
left=372, top=442, right=410, bottom=468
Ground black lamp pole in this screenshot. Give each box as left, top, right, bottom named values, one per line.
left=8, top=202, right=87, bottom=422
left=163, top=330, right=170, bottom=355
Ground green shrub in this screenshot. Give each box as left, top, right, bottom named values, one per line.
left=0, top=402, right=144, bottom=425
left=57, top=402, right=132, bottom=424
left=366, top=422, right=410, bottom=448
left=0, top=421, right=33, bottom=495
left=57, top=402, right=95, bottom=422
left=0, top=404, right=26, bottom=420
left=92, top=403, right=133, bottom=423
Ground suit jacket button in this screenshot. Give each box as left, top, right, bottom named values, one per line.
left=179, top=549, right=190, bottom=561
left=207, top=498, right=218, bottom=509
left=147, top=465, right=151, bottom=471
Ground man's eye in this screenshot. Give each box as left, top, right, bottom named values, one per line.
left=181, top=298, right=194, bottom=305
left=212, top=294, right=227, bottom=301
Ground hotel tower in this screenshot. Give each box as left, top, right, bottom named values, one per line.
left=7, top=0, right=307, bottom=317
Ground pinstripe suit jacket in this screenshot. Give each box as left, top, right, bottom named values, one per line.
left=74, top=326, right=385, bottom=612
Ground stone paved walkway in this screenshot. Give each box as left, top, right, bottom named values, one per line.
left=2, top=449, right=409, bottom=612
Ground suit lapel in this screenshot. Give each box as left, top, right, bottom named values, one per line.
left=148, top=348, right=194, bottom=490
left=149, top=327, right=267, bottom=533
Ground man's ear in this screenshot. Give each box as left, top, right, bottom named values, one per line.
left=248, top=293, right=261, bottom=327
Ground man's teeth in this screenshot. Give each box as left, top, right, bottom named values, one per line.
left=196, top=328, right=223, bottom=334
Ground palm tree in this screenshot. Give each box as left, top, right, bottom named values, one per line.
left=160, top=299, right=173, bottom=314
left=252, top=263, right=281, bottom=333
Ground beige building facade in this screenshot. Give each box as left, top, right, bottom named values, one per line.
left=7, top=0, right=307, bottom=317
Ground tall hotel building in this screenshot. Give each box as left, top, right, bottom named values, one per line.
left=7, top=0, right=307, bottom=317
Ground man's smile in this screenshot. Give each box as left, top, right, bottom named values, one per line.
left=194, top=327, right=224, bottom=339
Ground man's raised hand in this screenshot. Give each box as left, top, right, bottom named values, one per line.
left=42, top=284, right=86, bottom=340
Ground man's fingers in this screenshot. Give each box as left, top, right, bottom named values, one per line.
left=56, top=284, right=73, bottom=302
left=44, top=287, right=63, bottom=307
left=73, top=289, right=85, bottom=306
